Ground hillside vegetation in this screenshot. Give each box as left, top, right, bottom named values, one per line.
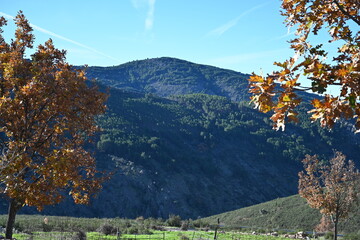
left=1, top=195, right=359, bottom=236
left=1, top=57, right=359, bottom=220
left=85, top=57, right=251, bottom=101
left=201, top=194, right=360, bottom=234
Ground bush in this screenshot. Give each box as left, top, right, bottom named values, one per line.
left=192, top=220, right=202, bottom=228
left=98, top=223, right=117, bottom=236
left=72, top=230, right=87, bottom=240
left=167, top=215, right=182, bottom=227
left=324, top=231, right=334, bottom=240
left=41, top=222, right=52, bottom=232
left=150, top=225, right=165, bottom=231
left=126, top=226, right=139, bottom=234
left=180, top=221, right=189, bottom=231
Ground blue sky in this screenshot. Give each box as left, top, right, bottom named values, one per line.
left=1, top=0, right=296, bottom=75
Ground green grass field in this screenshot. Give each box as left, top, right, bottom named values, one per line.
left=11, top=230, right=293, bottom=240
left=2, top=193, right=360, bottom=239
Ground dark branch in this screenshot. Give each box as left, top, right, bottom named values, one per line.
left=333, top=0, right=360, bottom=26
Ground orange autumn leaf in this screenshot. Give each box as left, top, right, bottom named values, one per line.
left=249, top=0, right=360, bottom=132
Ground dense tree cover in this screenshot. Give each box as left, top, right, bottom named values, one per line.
left=249, top=0, right=360, bottom=131
left=97, top=89, right=360, bottom=173
left=0, top=12, right=106, bottom=238
left=86, top=90, right=354, bottom=218
left=299, top=152, right=360, bottom=240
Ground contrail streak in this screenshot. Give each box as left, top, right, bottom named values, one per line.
left=0, top=12, right=121, bottom=63
left=207, top=2, right=271, bottom=37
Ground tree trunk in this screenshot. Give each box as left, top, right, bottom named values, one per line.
left=5, top=199, right=22, bottom=239
left=333, top=220, right=338, bottom=240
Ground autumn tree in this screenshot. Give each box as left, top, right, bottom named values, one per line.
left=249, top=0, right=360, bottom=131
left=315, top=215, right=334, bottom=234
left=0, top=12, right=107, bottom=239
left=298, top=152, right=359, bottom=240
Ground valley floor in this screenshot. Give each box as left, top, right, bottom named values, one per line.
left=10, top=230, right=329, bottom=240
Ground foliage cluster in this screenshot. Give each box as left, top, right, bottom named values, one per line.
left=166, top=214, right=182, bottom=227
left=249, top=0, right=360, bottom=131
left=0, top=12, right=106, bottom=210
left=97, top=222, right=118, bottom=235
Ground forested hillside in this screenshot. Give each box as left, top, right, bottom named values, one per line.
left=85, top=57, right=251, bottom=101
left=2, top=57, right=359, bottom=219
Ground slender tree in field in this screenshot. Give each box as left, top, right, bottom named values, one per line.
left=0, top=12, right=107, bottom=239
left=298, top=152, right=359, bottom=240
left=249, top=0, right=360, bottom=132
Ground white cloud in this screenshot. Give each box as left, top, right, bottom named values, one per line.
left=208, top=17, right=241, bottom=37
left=145, top=0, right=156, bottom=31
left=131, top=0, right=156, bottom=31
left=207, top=2, right=270, bottom=37
left=0, top=11, right=121, bottom=63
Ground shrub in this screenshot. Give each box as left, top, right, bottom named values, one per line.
left=180, top=221, right=189, bottom=231
left=126, top=226, right=139, bottom=234
left=167, top=215, right=182, bottom=227
left=72, top=230, right=87, bottom=240
left=324, top=232, right=334, bottom=240
left=150, top=225, right=165, bottom=231
left=192, top=220, right=202, bottom=228
left=98, top=223, right=117, bottom=236
left=41, top=222, right=52, bottom=232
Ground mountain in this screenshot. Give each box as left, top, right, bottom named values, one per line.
left=85, top=57, right=315, bottom=102
left=2, top=57, right=359, bottom=220
left=84, top=57, right=251, bottom=101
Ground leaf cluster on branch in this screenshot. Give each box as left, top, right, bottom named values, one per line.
left=249, top=0, right=360, bottom=132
